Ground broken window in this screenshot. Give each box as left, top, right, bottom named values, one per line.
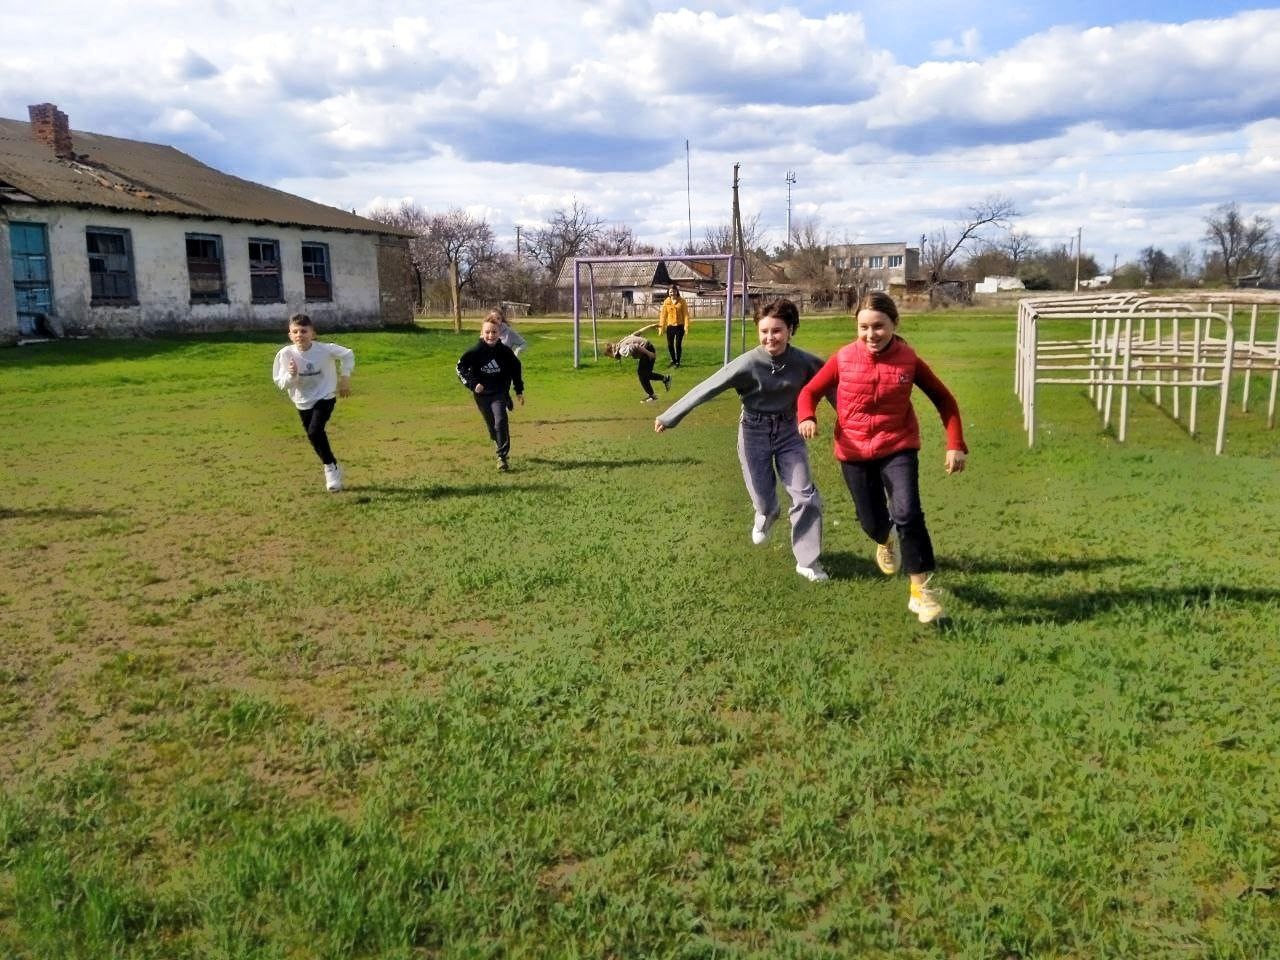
left=186, top=233, right=226, bottom=302
left=248, top=238, right=282, bottom=302
left=301, top=241, right=331, bottom=301
left=86, top=227, right=136, bottom=304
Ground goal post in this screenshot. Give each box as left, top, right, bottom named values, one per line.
left=569, top=254, right=749, bottom=368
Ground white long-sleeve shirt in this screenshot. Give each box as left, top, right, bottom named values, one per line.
left=499, top=322, right=527, bottom=356
left=272, top=341, right=355, bottom=410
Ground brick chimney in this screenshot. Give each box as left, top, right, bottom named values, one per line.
left=28, top=103, right=74, bottom=158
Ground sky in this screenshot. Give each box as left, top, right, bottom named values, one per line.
left=2, top=1, right=1277, bottom=269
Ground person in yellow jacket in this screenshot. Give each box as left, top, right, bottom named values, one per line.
left=658, top=283, right=691, bottom=367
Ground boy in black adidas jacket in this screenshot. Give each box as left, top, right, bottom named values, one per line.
left=456, top=315, right=525, bottom=471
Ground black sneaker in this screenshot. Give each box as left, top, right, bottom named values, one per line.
left=663, top=376, right=671, bottom=392
left=497, top=458, right=509, bottom=472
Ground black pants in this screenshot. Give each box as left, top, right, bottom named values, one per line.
left=636, top=345, right=666, bottom=398
left=474, top=392, right=511, bottom=459
left=297, top=397, right=337, bottom=465
left=665, top=326, right=685, bottom=365
left=840, top=449, right=935, bottom=575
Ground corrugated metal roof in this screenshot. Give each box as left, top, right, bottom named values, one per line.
left=0, top=116, right=409, bottom=236
left=555, top=258, right=706, bottom=288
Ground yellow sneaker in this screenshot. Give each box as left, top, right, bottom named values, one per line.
left=875, top=535, right=899, bottom=575
left=908, top=577, right=944, bottom=623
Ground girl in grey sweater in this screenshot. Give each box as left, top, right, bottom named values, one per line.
left=654, top=299, right=830, bottom=581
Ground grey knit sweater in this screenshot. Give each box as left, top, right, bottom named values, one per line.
left=656, top=344, right=826, bottom=429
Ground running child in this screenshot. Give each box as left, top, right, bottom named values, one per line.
left=655, top=298, right=830, bottom=582
left=272, top=313, right=354, bottom=492
left=797, top=291, right=968, bottom=622
left=457, top=315, right=524, bottom=471
left=492, top=307, right=527, bottom=356
left=605, top=323, right=671, bottom=403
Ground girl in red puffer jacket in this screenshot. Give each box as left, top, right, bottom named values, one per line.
left=797, top=292, right=968, bottom=623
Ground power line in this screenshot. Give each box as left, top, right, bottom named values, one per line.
left=847, top=143, right=1269, bottom=169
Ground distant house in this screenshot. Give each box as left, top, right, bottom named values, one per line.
left=827, top=241, right=920, bottom=292
left=1079, top=274, right=1113, bottom=289
left=1, top=103, right=415, bottom=344
left=554, top=258, right=709, bottom=316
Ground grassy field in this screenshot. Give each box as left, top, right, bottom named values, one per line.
left=1, top=309, right=1278, bottom=958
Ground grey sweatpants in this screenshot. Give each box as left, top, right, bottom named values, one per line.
left=737, top=411, right=823, bottom=567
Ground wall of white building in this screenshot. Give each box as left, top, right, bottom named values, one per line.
left=3, top=206, right=385, bottom=337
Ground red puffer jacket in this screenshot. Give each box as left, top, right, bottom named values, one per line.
left=797, top=337, right=966, bottom=462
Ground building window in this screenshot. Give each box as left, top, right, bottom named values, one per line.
left=888, top=255, right=903, bottom=268
left=86, top=227, right=136, bottom=304
left=869, top=255, right=884, bottom=268
left=248, top=238, right=283, bottom=302
left=851, top=257, right=863, bottom=268
left=186, top=233, right=226, bottom=302
left=301, top=241, right=332, bottom=300
left=870, top=278, right=885, bottom=291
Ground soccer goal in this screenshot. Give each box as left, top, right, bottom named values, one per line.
left=568, top=254, right=749, bottom=368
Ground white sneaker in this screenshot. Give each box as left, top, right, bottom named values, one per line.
left=795, top=562, right=829, bottom=582
left=908, top=576, right=944, bottom=623
left=324, top=463, right=343, bottom=492
left=875, top=534, right=899, bottom=575
left=750, top=510, right=779, bottom=545
left=642, top=395, right=657, bottom=404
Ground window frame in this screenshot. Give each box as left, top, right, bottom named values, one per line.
left=301, top=240, right=332, bottom=301
left=85, top=226, right=137, bottom=305
left=868, top=255, right=884, bottom=269
left=248, top=237, right=283, bottom=303
left=186, top=232, right=227, bottom=303
left=887, top=255, right=903, bottom=268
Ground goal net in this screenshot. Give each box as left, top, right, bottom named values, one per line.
left=567, top=254, right=749, bottom=367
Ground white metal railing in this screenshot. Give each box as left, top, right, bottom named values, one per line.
left=1015, top=294, right=1280, bottom=454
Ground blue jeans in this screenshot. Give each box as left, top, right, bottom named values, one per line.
left=839, top=449, right=935, bottom=575
left=474, top=392, right=511, bottom=459
left=737, top=411, right=823, bottom=567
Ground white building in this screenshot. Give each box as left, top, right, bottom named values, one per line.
left=975, top=275, right=1026, bottom=293
left=827, top=241, right=920, bottom=291
left=1, top=103, right=414, bottom=345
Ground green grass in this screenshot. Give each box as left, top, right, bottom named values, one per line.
left=1, top=311, right=1278, bottom=958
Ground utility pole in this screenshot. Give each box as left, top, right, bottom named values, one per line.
left=514, top=224, right=522, bottom=262
left=1074, top=226, right=1082, bottom=292
left=733, top=163, right=748, bottom=352
left=685, top=139, right=693, bottom=253
left=785, top=170, right=797, bottom=248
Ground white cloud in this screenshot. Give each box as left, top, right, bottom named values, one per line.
left=149, top=108, right=223, bottom=141
left=931, top=27, right=982, bottom=59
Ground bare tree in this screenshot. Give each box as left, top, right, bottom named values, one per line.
left=1002, top=230, right=1040, bottom=270
left=1203, top=202, right=1273, bottom=282
left=528, top=201, right=606, bottom=285
left=923, top=195, right=1019, bottom=281
left=586, top=224, right=658, bottom=257
left=1138, top=246, right=1178, bottom=286
left=423, top=209, right=499, bottom=332
left=700, top=212, right=765, bottom=255
left=788, top=217, right=832, bottom=295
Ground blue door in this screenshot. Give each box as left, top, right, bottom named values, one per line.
left=9, top=222, right=52, bottom=337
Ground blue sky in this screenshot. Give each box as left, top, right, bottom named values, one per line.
left=2, top=2, right=1277, bottom=267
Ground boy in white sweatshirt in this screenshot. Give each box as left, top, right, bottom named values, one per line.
left=272, top=314, right=354, bottom=491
